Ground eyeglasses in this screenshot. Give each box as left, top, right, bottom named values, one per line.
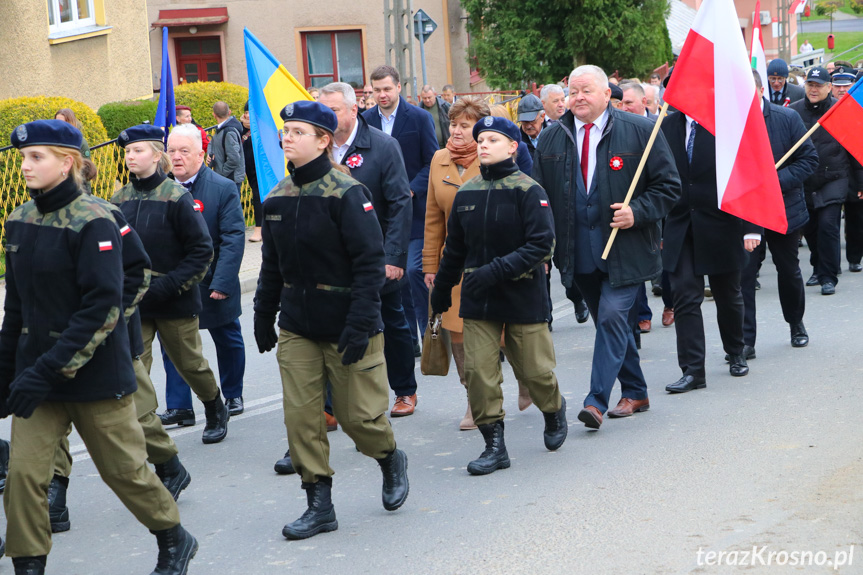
left=279, top=128, right=316, bottom=142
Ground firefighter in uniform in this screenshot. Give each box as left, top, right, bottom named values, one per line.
left=431, top=116, right=567, bottom=476
left=112, top=124, right=229, bottom=444
left=1, top=120, right=197, bottom=575
left=254, top=101, right=409, bottom=540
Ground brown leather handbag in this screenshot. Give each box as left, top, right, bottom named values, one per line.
left=421, top=312, right=451, bottom=376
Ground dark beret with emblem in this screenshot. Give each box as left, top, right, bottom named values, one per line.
left=116, top=124, right=165, bottom=148
left=279, top=100, right=338, bottom=135
left=11, top=119, right=82, bottom=150
left=472, top=115, right=521, bottom=142
left=609, top=82, right=624, bottom=101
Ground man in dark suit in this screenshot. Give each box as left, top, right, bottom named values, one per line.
left=767, top=59, right=805, bottom=106
left=320, top=82, right=418, bottom=417
left=741, top=70, right=818, bottom=355
left=160, top=124, right=247, bottom=418
left=660, top=103, right=761, bottom=393
left=533, top=65, right=680, bottom=429
left=363, top=65, right=438, bottom=415
left=620, top=82, right=658, bottom=120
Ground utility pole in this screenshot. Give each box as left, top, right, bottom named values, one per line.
left=384, top=0, right=417, bottom=98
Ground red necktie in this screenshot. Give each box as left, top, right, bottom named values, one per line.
left=581, top=123, right=594, bottom=190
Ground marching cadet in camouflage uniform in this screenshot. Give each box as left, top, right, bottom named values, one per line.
left=47, top=200, right=192, bottom=533
left=112, top=124, right=229, bottom=445
left=1, top=120, right=197, bottom=575
left=431, top=116, right=567, bottom=476
left=254, top=101, right=409, bottom=540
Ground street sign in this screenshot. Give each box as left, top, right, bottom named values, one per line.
left=413, top=9, right=437, bottom=43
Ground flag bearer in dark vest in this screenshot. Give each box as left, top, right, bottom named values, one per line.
left=431, top=116, right=567, bottom=476
left=1, top=120, right=197, bottom=575
left=254, top=101, right=409, bottom=540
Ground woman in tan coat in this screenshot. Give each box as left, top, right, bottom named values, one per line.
left=423, top=97, right=532, bottom=430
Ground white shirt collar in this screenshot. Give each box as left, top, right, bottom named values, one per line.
left=573, top=109, right=609, bottom=134
left=379, top=98, right=400, bottom=121
left=334, top=120, right=360, bottom=164
left=217, top=118, right=228, bottom=129
left=176, top=169, right=200, bottom=186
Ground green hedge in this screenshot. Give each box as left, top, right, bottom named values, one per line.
left=0, top=96, right=107, bottom=148
left=97, top=99, right=159, bottom=139
left=175, top=82, right=248, bottom=127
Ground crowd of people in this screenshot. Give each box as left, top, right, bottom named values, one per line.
left=0, top=53, right=860, bottom=574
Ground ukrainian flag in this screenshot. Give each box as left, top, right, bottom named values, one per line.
left=244, top=28, right=313, bottom=199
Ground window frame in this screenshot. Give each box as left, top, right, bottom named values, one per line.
left=175, top=36, right=224, bottom=84
left=47, top=0, right=97, bottom=34
left=300, top=29, right=366, bottom=89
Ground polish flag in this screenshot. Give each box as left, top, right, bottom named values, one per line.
left=664, top=0, right=787, bottom=233
left=751, top=2, right=768, bottom=93
left=789, top=0, right=806, bottom=14
left=98, top=241, right=113, bottom=252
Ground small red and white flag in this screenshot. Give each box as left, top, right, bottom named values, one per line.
left=664, top=0, right=787, bottom=233
left=539, top=200, right=549, bottom=207
left=98, top=241, right=113, bottom=252
left=789, top=0, right=807, bottom=14
left=362, top=202, right=374, bottom=212
left=119, top=225, right=131, bottom=236
left=751, top=1, right=768, bottom=93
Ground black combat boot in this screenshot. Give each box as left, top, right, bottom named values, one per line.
left=282, top=481, right=338, bottom=540
left=47, top=475, right=70, bottom=533
left=12, top=556, right=46, bottom=575
left=542, top=396, right=568, bottom=451
left=150, top=524, right=198, bottom=575
left=154, top=455, right=191, bottom=501
left=377, top=449, right=409, bottom=511
left=467, top=420, right=510, bottom=476
left=274, top=449, right=296, bottom=475
left=0, top=438, right=9, bottom=493
left=201, top=395, right=229, bottom=444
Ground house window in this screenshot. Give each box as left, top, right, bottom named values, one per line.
left=176, top=37, right=223, bottom=83
left=47, top=0, right=96, bottom=32
left=301, top=31, right=365, bottom=89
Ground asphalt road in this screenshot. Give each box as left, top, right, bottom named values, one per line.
left=799, top=18, right=863, bottom=33
left=0, top=246, right=861, bottom=574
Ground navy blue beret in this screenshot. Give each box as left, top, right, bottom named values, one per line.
left=117, top=124, right=164, bottom=148
left=279, top=100, right=338, bottom=134
left=472, top=115, right=521, bottom=142
left=609, top=83, right=624, bottom=101
left=11, top=119, right=82, bottom=150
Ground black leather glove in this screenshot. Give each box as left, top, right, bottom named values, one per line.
left=337, top=325, right=370, bottom=366
left=429, top=286, right=452, bottom=316
left=462, top=264, right=499, bottom=294
left=7, top=361, right=62, bottom=419
left=142, top=276, right=179, bottom=304
left=254, top=314, right=279, bottom=353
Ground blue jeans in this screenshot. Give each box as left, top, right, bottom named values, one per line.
left=401, top=238, right=429, bottom=344
left=162, top=318, right=245, bottom=410
left=636, top=282, right=652, bottom=322
left=574, top=271, right=648, bottom=413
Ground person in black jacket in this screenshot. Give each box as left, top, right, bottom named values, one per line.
left=767, top=59, right=805, bottom=106
left=241, top=101, right=263, bottom=242
left=112, top=124, right=229, bottom=445
left=741, top=71, right=819, bottom=355
left=790, top=67, right=863, bottom=295
left=254, top=100, right=408, bottom=541
left=1, top=120, right=196, bottom=575
left=432, top=116, right=567, bottom=476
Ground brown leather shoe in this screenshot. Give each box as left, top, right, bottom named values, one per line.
left=661, top=307, right=674, bottom=327
left=638, top=319, right=651, bottom=333
left=390, top=394, right=417, bottom=417
left=577, top=405, right=602, bottom=429
left=324, top=411, right=338, bottom=432
left=606, top=397, right=650, bottom=418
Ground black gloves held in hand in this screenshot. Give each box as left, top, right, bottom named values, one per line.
left=429, top=286, right=452, bottom=316
left=338, top=326, right=370, bottom=366
left=142, top=276, right=179, bottom=304
left=462, top=264, right=500, bottom=294
left=254, top=314, right=279, bottom=353
left=7, top=361, right=63, bottom=419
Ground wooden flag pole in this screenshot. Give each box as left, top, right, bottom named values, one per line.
left=601, top=101, right=670, bottom=260
left=774, top=122, right=821, bottom=170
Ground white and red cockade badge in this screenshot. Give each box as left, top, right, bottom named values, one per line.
left=98, top=241, right=113, bottom=252
left=346, top=154, right=364, bottom=169
left=362, top=202, right=374, bottom=212
left=193, top=199, right=204, bottom=212
left=119, top=225, right=131, bottom=236
left=540, top=200, right=549, bottom=207
left=610, top=156, right=624, bottom=171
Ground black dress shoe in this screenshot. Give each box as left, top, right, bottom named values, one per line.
left=728, top=355, right=749, bottom=377
left=666, top=375, right=706, bottom=393
left=725, top=345, right=755, bottom=362
left=805, top=274, right=820, bottom=287
left=821, top=282, right=836, bottom=295
left=159, top=409, right=196, bottom=427
left=201, top=395, right=229, bottom=444
left=575, top=299, right=590, bottom=324
left=48, top=475, right=70, bottom=533
left=377, top=449, right=409, bottom=511
left=226, top=396, right=244, bottom=416
left=754, top=279, right=761, bottom=290
left=651, top=284, right=663, bottom=296
left=413, top=342, right=421, bottom=358
left=274, top=450, right=297, bottom=475
left=850, top=263, right=863, bottom=272
left=0, top=438, right=9, bottom=494
left=790, top=322, right=809, bottom=347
